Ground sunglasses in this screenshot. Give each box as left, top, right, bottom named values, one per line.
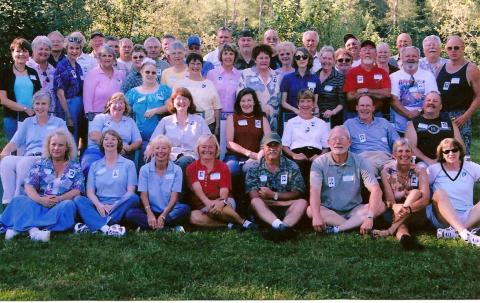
left=132, top=55, right=145, bottom=60
left=442, top=148, right=459, bottom=154
left=295, top=54, right=308, bottom=60
left=42, top=71, right=50, bottom=83
left=446, top=46, right=461, bottom=51
left=144, top=70, right=157, bottom=75
left=337, top=58, right=352, bottom=63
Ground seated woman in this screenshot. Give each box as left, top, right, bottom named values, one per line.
left=281, top=89, right=329, bottom=187
left=0, top=91, right=66, bottom=204
left=224, top=88, right=271, bottom=208
left=148, top=87, right=211, bottom=172
left=2, top=129, right=83, bottom=242
left=186, top=134, right=255, bottom=230
left=125, top=135, right=190, bottom=230
left=372, top=138, right=429, bottom=250
left=74, top=130, right=139, bottom=237
left=427, top=138, right=480, bottom=246
left=81, top=92, right=142, bottom=174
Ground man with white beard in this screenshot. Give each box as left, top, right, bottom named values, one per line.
left=390, top=46, right=439, bottom=135
left=419, top=35, right=447, bottom=77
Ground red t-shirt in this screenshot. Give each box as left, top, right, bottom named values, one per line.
left=343, top=65, right=391, bottom=110
left=186, top=159, right=231, bottom=210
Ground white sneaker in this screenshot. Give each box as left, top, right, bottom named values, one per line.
left=174, top=225, right=186, bottom=233
left=437, top=226, right=459, bottom=239
left=105, top=224, right=126, bottom=237
left=74, top=223, right=90, bottom=234
left=5, top=229, right=19, bottom=240
left=467, top=232, right=480, bottom=247
left=29, top=229, right=50, bottom=242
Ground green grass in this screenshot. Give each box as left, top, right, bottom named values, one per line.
left=1, top=230, right=480, bottom=300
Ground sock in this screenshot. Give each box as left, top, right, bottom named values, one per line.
left=459, top=229, right=470, bottom=241
left=100, top=225, right=110, bottom=233
left=227, top=223, right=234, bottom=230
left=29, top=227, right=40, bottom=236
left=243, top=220, right=252, bottom=228
left=272, top=219, right=283, bottom=229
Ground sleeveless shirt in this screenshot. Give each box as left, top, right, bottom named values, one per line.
left=436, top=62, right=474, bottom=111
left=413, top=114, right=454, bottom=159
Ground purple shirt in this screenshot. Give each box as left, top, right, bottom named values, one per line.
left=83, top=66, right=126, bottom=113
left=53, top=57, right=83, bottom=99
left=206, top=66, right=241, bottom=113
left=26, top=58, right=56, bottom=111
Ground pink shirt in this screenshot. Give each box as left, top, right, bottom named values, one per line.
left=206, top=66, right=241, bottom=113
left=83, top=66, right=126, bottom=113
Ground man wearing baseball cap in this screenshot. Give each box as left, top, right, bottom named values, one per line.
left=186, top=35, right=214, bottom=76
left=245, top=133, right=307, bottom=242
left=235, top=29, right=256, bottom=70
left=89, top=31, right=105, bottom=58
left=343, top=39, right=391, bottom=120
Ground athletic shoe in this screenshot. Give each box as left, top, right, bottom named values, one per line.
left=0, top=224, right=6, bottom=234
left=436, top=226, right=459, bottom=239
left=467, top=232, right=480, bottom=247
left=5, top=229, right=19, bottom=240
left=29, top=229, right=50, bottom=242
left=174, top=225, right=186, bottom=233
left=74, top=223, right=90, bottom=234
left=325, top=225, right=340, bottom=234
left=105, top=224, right=126, bottom=237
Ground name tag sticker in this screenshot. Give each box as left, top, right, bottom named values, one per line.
left=381, top=137, right=388, bottom=143
left=198, top=171, right=205, bottom=180
left=374, top=74, right=382, bottom=80
left=418, top=123, right=428, bottom=129
left=307, top=82, right=316, bottom=90
left=104, top=120, right=112, bottom=127
left=250, top=76, right=260, bottom=82
left=238, top=119, right=248, bottom=126
left=96, top=168, right=106, bottom=175
left=441, top=122, right=448, bottom=129
left=280, top=174, right=288, bottom=185
left=29, top=75, right=37, bottom=81
left=411, top=175, right=419, bottom=187
left=67, top=169, right=76, bottom=179
left=80, top=75, right=84, bottom=81
left=210, top=172, right=221, bottom=180
left=255, top=120, right=262, bottom=128
left=165, top=174, right=174, bottom=180
left=112, top=169, right=119, bottom=178
left=443, top=82, right=450, bottom=91
left=324, top=85, right=333, bottom=92
left=47, top=125, right=56, bottom=130
left=327, top=177, right=335, bottom=188
left=357, top=75, right=364, bottom=84
left=44, top=168, right=52, bottom=175
left=137, top=96, right=146, bottom=102
left=343, top=175, right=355, bottom=182
left=260, top=175, right=268, bottom=182
left=451, top=77, right=460, bottom=84
left=359, top=133, right=366, bottom=143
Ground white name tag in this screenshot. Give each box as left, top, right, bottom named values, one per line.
left=411, top=175, right=418, bottom=187
left=327, top=177, right=335, bottom=188
left=238, top=119, right=248, bottom=126
left=451, top=77, right=460, bottom=84
left=418, top=123, right=428, bottom=129
left=343, top=175, right=354, bottom=182
left=80, top=75, right=84, bottom=81
left=324, top=85, right=333, bottom=92
left=260, top=175, right=268, bottom=182
left=112, top=169, right=119, bottom=178
left=255, top=120, right=262, bottom=128
left=46, top=125, right=56, bottom=130
left=165, top=174, right=174, bottom=180
left=137, top=96, right=146, bottom=102
left=198, top=170, right=205, bottom=180
left=29, top=75, right=37, bottom=81
left=359, top=133, right=366, bottom=143
left=440, top=122, right=448, bottom=129
left=374, top=74, right=382, bottom=80
left=96, top=168, right=106, bottom=175
left=44, top=168, right=52, bottom=175
left=357, top=75, right=364, bottom=83
left=443, top=82, right=450, bottom=91
left=280, top=174, right=288, bottom=185
left=307, top=82, right=316, bottom=90
left=210, top=172, right=221, bottom=180
left=67, top=169, right=76, bottom=179
left=381, top=137, right=388, bottom=143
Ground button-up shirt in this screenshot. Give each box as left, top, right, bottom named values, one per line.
left=344, top=116, right=399, bottom=154
left=27, top=159, right=84, bottom=196
left=83, top=66, right=125, bottom=113
left=206, top=66, right=241, bottom=113
left=26, top=58, right=56, bottom=112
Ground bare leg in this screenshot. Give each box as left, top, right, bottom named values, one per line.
left=282, top=199, right=307, bottom=227
left=251, top=197, right=279, bottom=225
left=464, top=202, right=480, bottom=229
left=432, top=189, right=466, bottom=232
left=190, top=210, right=227, bottom=228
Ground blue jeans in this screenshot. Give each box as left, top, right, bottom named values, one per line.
left=56, top=96, right=83, bottom=143
left=3, top=117, right=17, bottom=141
left=80, top=147, right=104, bottom=178
left=125, top=203, right=191, bottom=229
left=74, top=193, right=139, bottom=231
left=447, top=110, right=472, bottom=156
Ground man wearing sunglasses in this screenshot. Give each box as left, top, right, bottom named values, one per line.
left=343, top=40, right=391, bottom=120
left=436, top=35, right=480, bottom=158
left=390, top=46, right=439, bottom=135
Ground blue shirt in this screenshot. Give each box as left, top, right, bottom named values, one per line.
left=202, top=61, right=215, bottom=77
left=138, top=160, right=182, bottom=212
left=121, top=69, right=143, bottom=93
left=344, top=117, right=399, bottom=154
left=88, top=114, right=142, bottom=148
left=14, top=76, right=34, bottom=108
left=280, top=70, right=321, bottom=110
left=87, top=156, right=137, bottom=201
left=12, top=115, right=67, bottom=155
left=125, top=85, right=172, bottom=140
left=53, top=57, right=83, bottom=99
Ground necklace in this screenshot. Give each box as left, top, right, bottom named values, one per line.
left=13, top=64, right=26, bottom=73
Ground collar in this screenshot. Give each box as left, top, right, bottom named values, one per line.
left=259, top=155, right=288, bottom=172
left=356, top=116, right=375, bottom=125
left=98, top=155, right=127, bottom=167
left=148, top=159, right=174, bottom=173
left=327, top=151, right=354, bottom=167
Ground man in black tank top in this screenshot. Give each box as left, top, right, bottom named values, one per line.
left=436, top=35, right=480, bottom=157
left=405, top=91, right=464, bottom=167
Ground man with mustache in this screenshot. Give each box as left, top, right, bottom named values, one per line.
left=307, top=126, right=385, bottom=235
left=419, top=35, right=447, bottom=77
left=390, top=46, right=439, bottom=135
left=245, top=133, right=307, bottom=241
left=436, top=35, right=480, bottom=158
left=344, top=40, right=391, bottom=120
left=405, top=91, right=464, bottom=167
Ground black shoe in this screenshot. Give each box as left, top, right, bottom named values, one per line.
left=262, top=225, right=297, bottom=243
left=400, top=235, right=424, bottom=251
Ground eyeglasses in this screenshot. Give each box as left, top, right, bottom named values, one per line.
left=442, top=148, right=459, bottom=154
left=446, top=46, right=461, bottom=51
left=132, top=55, right=145, bottom=60
left=144, top=70, right=157, bottom=75
left=67, top=37, right=82, bottom=44
left=337, top=58, right=352, bottom=63
left=295, top=54, right=308, bottom=60
left=42, top=71, right=50, bottom=83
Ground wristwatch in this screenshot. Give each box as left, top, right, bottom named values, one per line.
left=273, top=192, right=279, bottom=201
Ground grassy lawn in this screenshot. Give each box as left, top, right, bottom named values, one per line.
left=0, top=113, right=479, bottom=300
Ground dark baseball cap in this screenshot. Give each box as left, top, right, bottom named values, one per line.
left=261, top=133, right=282, bottom=146
left=238, top=29, right=254, bottom=38
left=187, top=35, right=201, bottom=47
left=90, top=31, right=105, bottom=39
left=361, top=39, right=376, bottom=49
left=343, top=33, right=358, bottom=44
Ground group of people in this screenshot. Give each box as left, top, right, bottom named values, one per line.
left=0, top=27, right=479, bottom=249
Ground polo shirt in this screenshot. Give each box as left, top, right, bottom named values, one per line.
left=280, top=70, right=321, bottom=110
left=282, top=116, right=329, bottom=150
left=344, top=117, right=399, bottom=154
left=83, top=66, right=125, bottom=113
left=88, top=113, right=141, bottom=148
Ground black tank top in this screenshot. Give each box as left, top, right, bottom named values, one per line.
left=413, top=114, right=454, bottom=159
left=436, top=62, right=474, bottom=111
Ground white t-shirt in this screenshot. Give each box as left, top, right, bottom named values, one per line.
left=282, top=116, right=329, bottom=150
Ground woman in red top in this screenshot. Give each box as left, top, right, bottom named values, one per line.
left=186, top=134, right=256, bottom=229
